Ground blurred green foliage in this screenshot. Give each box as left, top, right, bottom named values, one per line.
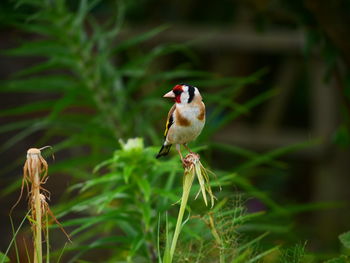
left=0, top=0, right=266, bottom=180
left=52, top=138, right=299, bottom=262
left=1, top=0, right=349, bottom=262
left=0, top=252, right=10, bottom=263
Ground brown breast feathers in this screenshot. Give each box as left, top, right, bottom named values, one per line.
left=176, top=110, right=191, bottom=126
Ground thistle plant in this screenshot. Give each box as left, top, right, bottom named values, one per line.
left=164, top=152, right=215, bottom=263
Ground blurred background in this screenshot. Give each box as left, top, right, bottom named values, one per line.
left=1, top=0, right=350, bottom=262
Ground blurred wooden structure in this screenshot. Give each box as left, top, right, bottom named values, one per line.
left=122, top=25, right=349, bottom=249
left=122, top=26, right=336, bottom=153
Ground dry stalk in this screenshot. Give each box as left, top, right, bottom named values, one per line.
left=10, top=147, right=71, bottom=263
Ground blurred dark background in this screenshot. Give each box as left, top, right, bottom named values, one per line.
left=1, top=0, right=350, bottom=261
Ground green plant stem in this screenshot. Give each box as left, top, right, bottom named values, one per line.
left=169, top=169, right=195, bottom=261
left=10, top=215, right=20, bottom=262
left=2, top=211, right=31, bottom=263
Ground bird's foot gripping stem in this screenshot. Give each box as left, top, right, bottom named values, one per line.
left=183, top=144, right=194, bottom=154
left=182, top=152, right=200, bottom=169
left=176, top=144, right=200, bottom=168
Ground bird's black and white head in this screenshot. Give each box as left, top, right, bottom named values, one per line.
left=163, top=84, right=202, bottom=104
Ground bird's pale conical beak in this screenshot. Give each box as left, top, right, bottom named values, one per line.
left=163, top=90, right=175, bottom=98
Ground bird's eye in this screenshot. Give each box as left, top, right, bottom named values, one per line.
left=173, top=89, right=182, bottom=96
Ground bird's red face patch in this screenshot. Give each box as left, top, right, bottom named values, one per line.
left=172, top=85, right=183, bottom=103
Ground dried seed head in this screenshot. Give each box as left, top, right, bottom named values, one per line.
left=11, top=147, right=71, bottom=243
left=183, top=153, right=216, bottom=207
left=25, top=148, right=48, bottom=183
left=39, top=194, right=48, bottom=211
left=183, top=153, right=200, bottom=169
left=27, top=148, right=41, bottom=155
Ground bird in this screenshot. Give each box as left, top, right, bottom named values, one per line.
left=156, top=84, right=206, bottom=163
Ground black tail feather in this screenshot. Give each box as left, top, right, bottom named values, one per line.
left=156, top=144, right=172, bottom=158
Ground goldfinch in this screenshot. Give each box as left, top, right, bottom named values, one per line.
left=156, top=84, right=206, bottom=162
